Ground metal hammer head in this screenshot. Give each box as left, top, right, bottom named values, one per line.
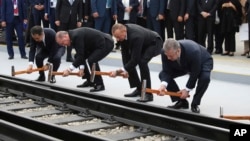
left=90, top=63, right=96, bottom=83
left=47, top=63, right=53, bottom=82
left=140, top=79, right=147, bottom=100
left=11, top=66, right=15, bottom=76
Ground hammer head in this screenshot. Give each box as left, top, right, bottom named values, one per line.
left=90, top=63, right=96, bottom=83
left=47, top=63, right=53, bottom=82
left=140, top=79, right=147, bottom=100
left=11, top=66, right=15, bottom=76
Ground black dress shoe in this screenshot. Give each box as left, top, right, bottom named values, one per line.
left=21, top=56, right=28, bottom=59
left=90, top=85, right=105, bottom=92
left=191, top=105, right=200, bottom=113
left=35, top=75, right=45, bottom=82
left=50, top=75, right=56, bottom=83
left=77, top=81, right=94, bottom=88
left=214, top=50, right=222, bottom=54
left=124, top=89, right=141, bottom=97
left=167, top=100, right=189, bottom=109
left=137, top=94, right=153, bottom=102
left=221, top=52, right=229, bottom=56
left=8, top=56, right=14, bottom=60
left=66, top=58, right=74, bottom=62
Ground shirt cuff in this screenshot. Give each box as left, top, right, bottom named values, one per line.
left=29, top=62, right=33, bottom=65
left=69, top=64, right=76, bottom=71
left=79, top=65, right=84, bottom=70
left=185, top=87, right=192, bottom=92
left=161, top=81, right=168, bottom=87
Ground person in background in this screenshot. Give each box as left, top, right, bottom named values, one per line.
left=55, top=0, right=82, bottom=62
left=55, top=27, right=114, bottom=92
left=44, top=0, right=57, bottom=31
left=158, top=38, right=213, bottom=113
left=1, top=0, right=28, bottom=59
left=27, top=26, right=65, bottom=83
left=110, top=23, right=163, bottom=102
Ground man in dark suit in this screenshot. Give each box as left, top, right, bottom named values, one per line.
left=110, top=23, right=163, bottom=102
left=1, top=0, right=28, bottom=59
left=91, top=0, right=117, bottom=34
left=143, top=0, right=165, bottom=40
left=117, top=0, right=139, bottom=24
left=55, top=27, right=114, bottom=92
left=165, top=0, right=185, bottom=40
left=55, top=0, right=82, bottom=62
left=27, top=26, right=65, bottom=83
left=30, top=0, right=49, bottom=27
left=158, top=38, right=213, bottom=113
left=44, top=0, right=57, bottom=31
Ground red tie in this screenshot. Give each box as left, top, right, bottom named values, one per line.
left=13, top=0, right=19, bottom=15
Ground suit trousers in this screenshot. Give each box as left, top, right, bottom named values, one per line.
left=36, top=47, right=65, bottom=75
left=82, top=38, right=114, bottom=85
left=128, top=38, right=162, bottom=90
left=5, top=16, right=26, bottom=57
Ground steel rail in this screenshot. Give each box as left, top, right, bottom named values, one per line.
left=0, top=75, right=247, bottom=141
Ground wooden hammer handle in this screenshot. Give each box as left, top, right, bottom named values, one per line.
left=95, top=71, right=124, bottom=77
left=52, top=72, right=79, bottom=75
left=14, top=68, right=45, bottom=75
left=221, top=115, right=250, bottom=120
left=146, top=88, right=188, bottom=97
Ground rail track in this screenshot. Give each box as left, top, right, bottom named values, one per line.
left=0, top=74, right=248, bottom=141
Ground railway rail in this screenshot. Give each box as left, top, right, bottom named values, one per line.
left=0, top=74, right=248, bottom=141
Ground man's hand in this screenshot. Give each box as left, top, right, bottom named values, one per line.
left=179, top=89, right=190, bottom=99
left=78, top=69, right=84, bottom=77
left=158, top=84, right=167, bottom=96
left=26, top=65, right=33, bottom=74
left=62, top=69, right=70, bottom=77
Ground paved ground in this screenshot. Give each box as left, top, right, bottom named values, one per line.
left=0, top=34, right=250, bottom=124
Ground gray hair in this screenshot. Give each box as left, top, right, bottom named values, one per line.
left=56, top=31, right=68, bottom=39
left=163, top=38, right=180, bottom=52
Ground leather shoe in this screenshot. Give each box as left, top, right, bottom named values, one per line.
left=214, top=50, right=222, bottom=54
left=167, top=100, right=189, bottom=109
left=124, top=89, right=141, bottom=97
left=90, top=85, right=105, bottom=92
left=8, top=56, right=14, bottom=60
left=191, top=105, right=200, bottom=113
left=50, top=75, right=56, bottom=83
left=137, top=94, right=153, bottom=102
left=21, top=56, right=28, bottom=59
left=77, top=81, right=94, bottom=88
left=66, top=58, right=74, bottom=62
left=35, top=75, right=45, bottom=82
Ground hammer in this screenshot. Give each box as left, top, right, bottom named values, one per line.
left=219, top=107, right=250, bottom=120
left=90, top=63, right=124, bottom=82
left=47, top=63, right=79, bottom=82
left=140, top=79, right=189, bottom=100
left=11, top=65, right=45, bottom=76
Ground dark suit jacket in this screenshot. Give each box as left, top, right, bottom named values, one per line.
left=30, top=0, right=45, bottom=14
left=168, top=0, right=186, bottom=18
left=160, top=40, right=213, bottom=89
left=29, top=28, right=62, bottom=63
left=121, top=24, right=162, bottom=71
left=55, top=0, right=82, bottom=23
left=117, top=0, right=139, bottom=23
left=143, top=0, right=165, bottom=17
left=68, top=27, right=114, bottom=68
left=91, top=0, right=117, bottom=17
left=1, top=0, right=27, bottom=23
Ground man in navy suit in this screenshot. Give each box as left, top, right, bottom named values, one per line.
left=158, top=38, right=213, bottom=113
left=1, top=0, right=28, bottom=59
left=44, top=0, right=57, bottom=31
left=91, top=0, right=117, bottom=34
left=27, top=26, right=65, bottom=83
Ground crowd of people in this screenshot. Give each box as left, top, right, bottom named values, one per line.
left=0, top=0, right=249, bottom=113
